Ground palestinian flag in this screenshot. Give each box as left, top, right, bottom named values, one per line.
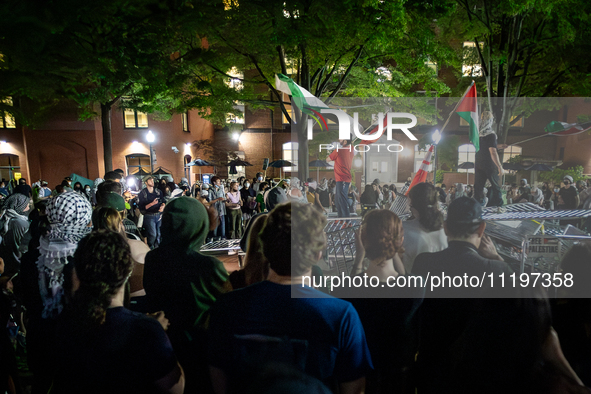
left=405, top=144, right=435, bottom=195
left=455, top=83, right=479, bottom=151
left=544, top=121, right=591, bottom=136
left=274, top=73, right=371, bottom=141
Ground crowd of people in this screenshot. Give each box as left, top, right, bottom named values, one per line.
left=0, top=166, right=590, bottom=393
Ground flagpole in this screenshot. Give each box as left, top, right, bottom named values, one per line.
left=506, top=125, right=591, bottom=147
left=439, top=80, right=476, bottom=135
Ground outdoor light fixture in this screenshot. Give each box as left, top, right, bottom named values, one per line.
left=127, top=177, right=136, bottom=187
left=354, top=154, right=362, bottom=168
left=432, top=129, right=442, bottom=145
left=185, top=142, right=191, bottom=147
left=146, top=130, right=155, bottom=143
left=232, top=132, right=240, bottom=142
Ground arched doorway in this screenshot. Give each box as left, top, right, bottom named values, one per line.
left=0, top=154, right=20, bottom=181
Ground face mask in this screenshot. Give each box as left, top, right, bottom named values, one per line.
left=258, top=176, right=263, bottom=181
left=554, top=188, right=560, bottom=193
left=68, top=181, right=72, bottom=185
left=245, top=183, right=250, bottom=188
left=85, top=187, right=90, bottom=191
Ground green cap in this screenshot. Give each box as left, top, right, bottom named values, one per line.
left=101, top=192, right=126, bottom=212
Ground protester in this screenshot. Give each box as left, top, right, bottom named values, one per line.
left=209, top=176, right=227, bottom=240
left=326, top=140, right=355, bottom=217
left=20, top=192, right=92, bottom=393
left=256, top=181, right=268, bottom=213
left=473, top=111, right=504, bottom=207
left=240, top=179, right=257, bottom=222
left=577, top=181, right=591, bottom=209
left=13, top=178, right=32, bottom=198
left=338, top=209, right=422, bottom=393
left=52, top=230, right=185, bottom=394
left=92, top=206, right=149, bottom=297
left=208, top=202, right=373, bottom=393
left=226, top=181, right=243, bottom=239
left=228, top=214, right=269, bottom=290
left=402, top=183, right=448, bottom=273
left=144, top=197, right=229, bottom=393
left=138, top=176, right=165, bottom=248
left=0, top=193, right=31, bottom=276
left=559, top=175, right=580, bottom=210
left=514, top=178, right=532, bottom=203
left=316, top=178, right=331, bottom=212
left=264, top=179, right=289, bottom=211
left=360, top=184, right=379, bottom=212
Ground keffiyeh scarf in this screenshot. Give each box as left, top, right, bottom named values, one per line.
left=0, top=193, right=30, bottom=236
left=36, top=192, right=92, bottom=319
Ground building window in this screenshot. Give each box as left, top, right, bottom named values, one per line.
left=181, top=112, right=189, bottom=132
left=226, top=103, right=245, bottom=124
left=126, top=154, right=151, bottom=176
left=458, top=144, right=476, bottom=173
left=414, top=145, right=431, bottom=173
left=0, top=154, right=20, bottom=180
left=462, top=42, right=483, bottom=77
left=225, top=67, right=243, bottom=90
left=1, top=98, right=16, bottom=129
left=502, top=145, right=522, bottom=163
left=282, top=142, right=298, bottom=172
left=124, top=108, right=149, bottom=128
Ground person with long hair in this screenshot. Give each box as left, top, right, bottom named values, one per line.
left=53, top=230, right=184, bottom=394
left=402, top=182, right=448, bottom=273
left=339, top=209, right=422, bottom=393
left=92, top=207, right=150, bottom=297
left=229, top=214, right=269, bottom=290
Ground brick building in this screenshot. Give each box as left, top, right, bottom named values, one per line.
left=0, top=101, right=215, bottom=187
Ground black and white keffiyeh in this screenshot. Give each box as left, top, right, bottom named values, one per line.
left=0, top=193, right=30, bottom=236
left=36, top=192, right=92, bottom=319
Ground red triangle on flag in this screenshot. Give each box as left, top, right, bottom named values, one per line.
left=456, top=84, right=477, bottom=113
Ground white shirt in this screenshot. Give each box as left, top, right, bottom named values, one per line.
left=402, top=219, right=448, bottom=273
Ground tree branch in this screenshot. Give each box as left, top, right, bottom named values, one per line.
left=326, top=44, right=365, bottom=101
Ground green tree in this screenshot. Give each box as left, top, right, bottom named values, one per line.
left=444, top=0, right=591, bottom=146
left=195, top=0, right=454, bottom=179
left=0, top=0, right=246, bottom=172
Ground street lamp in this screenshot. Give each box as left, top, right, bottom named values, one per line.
left=146, top=130, right=155, bottom=175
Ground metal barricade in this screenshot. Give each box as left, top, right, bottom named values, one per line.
left=324, top=218, right=362, bottom=275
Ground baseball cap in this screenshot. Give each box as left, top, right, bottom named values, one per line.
left=563, top=175, right=574, bottom=183
left=446, top=197, right=484, bottom=224
left=101, top=192, right=126, bottom=212
left=144, top=175, right=155, bottom=183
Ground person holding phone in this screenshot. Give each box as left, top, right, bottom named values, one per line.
left=139, top=176, right=165, bottom=249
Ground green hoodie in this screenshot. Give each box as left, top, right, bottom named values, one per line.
left=160, top=197, right=209, bottom=251
left=144, top=197, right=229, bottom=342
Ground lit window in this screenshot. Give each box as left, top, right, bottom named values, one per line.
left=282, top=142, right=298, bottom=172
left=1, top=98, right=16, bottom=129
left=126, top=154, right=151, bottom=176
left=462, top=42, right=483, bottom=77
left=502, top=145, right=522, bottom=163
left=227, top=103, right=245, bottom=124
left=124, top=108, right=149, bottom=128
left=181, top=112, right=189, bottom=132
left=425, top=59, right=437, bottom=74
left=458, top=144, right=476, bottom=173
left=225, top=67, right=243, bottom=90
left=414, top=145, right=431, bottom=173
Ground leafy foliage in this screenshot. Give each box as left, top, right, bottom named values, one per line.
left=539, top=166, right=588, bottom=184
